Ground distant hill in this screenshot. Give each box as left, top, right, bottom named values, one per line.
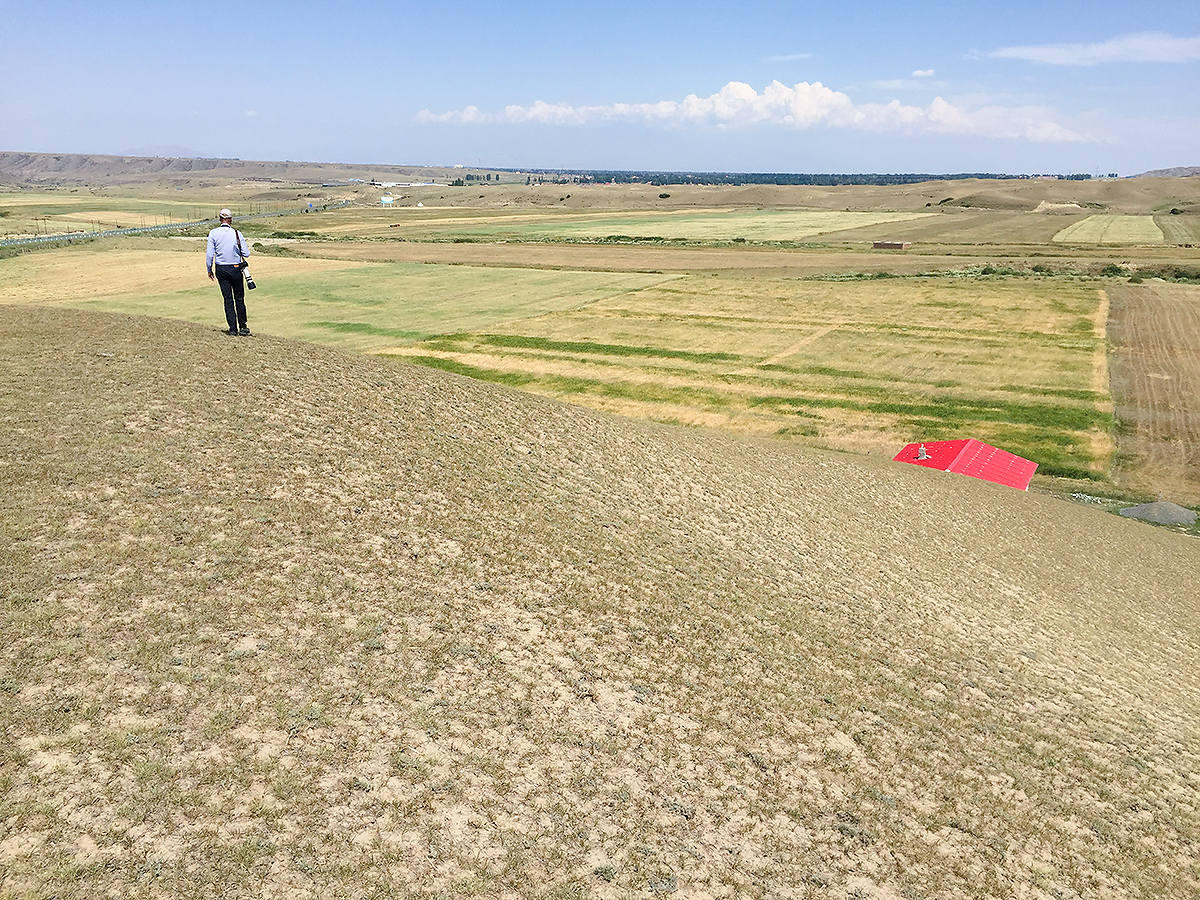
left=1135, top=166, right=1200, bottom=178
left=0, top=149, right=1094, bottom=188
left=0, top=150, right=477, bottom=188
left=2, top=304, right=1197, bottom=899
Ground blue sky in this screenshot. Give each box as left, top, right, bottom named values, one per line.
left=3, top=0, right=1198, bottom=174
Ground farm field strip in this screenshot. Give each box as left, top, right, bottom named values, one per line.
left=0, top=247, right=375, bottom=307
left=1154, top=214, right=1200, bottom=244
left=1107, top=283, right=1200, bottom=504
left=302, top=208, right=936, bottom=242
left=1053, top=215, right=1164, bottom=244
left=826, top=210, right=1091, bottom=245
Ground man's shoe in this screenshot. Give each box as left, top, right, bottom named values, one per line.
left=226, top=328, right=239, bottom=336
left=239, top=326, right=251, bottom=336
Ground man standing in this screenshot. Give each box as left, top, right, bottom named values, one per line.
left=206, top=209, right=251, bottom=336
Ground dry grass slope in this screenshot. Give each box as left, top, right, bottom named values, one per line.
left=1, top=306, right=1198, bottom=900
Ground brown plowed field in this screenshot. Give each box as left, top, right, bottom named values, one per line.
left=1108, top=282, right=1200, bottom=504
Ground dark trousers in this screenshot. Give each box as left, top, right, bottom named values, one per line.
left=215, top=264, right=247, bottom=331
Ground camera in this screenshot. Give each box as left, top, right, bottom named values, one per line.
left=245, top=270, right=256, bottom=290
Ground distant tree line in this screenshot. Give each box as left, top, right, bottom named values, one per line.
left=492, top=169, right=1095, bottom=186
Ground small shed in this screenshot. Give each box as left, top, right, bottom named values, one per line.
left=873, top=241, right=912, bottom=250
left=894, top=439, right=1038, bottom=490
left=380, top=193, right=394, bottom=206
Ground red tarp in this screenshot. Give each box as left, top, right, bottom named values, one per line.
left=894, top=439, right=1038, bottom=491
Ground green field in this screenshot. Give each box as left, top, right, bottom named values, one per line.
left=1052, top=215, right=1164, bottom=244
left=7, top=183, right=1168, bottom=484
left=392, top=274, right=1111, bottom=477
left=0, top=245, right=677, bottom=352
left=0, top=195, right=215, bottom=236
left=0, top=193, right=313, bottom=239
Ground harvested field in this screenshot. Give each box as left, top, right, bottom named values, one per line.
left=1154, top=215, right=1200, bottom=245
left=1107, top=282, right=1200, bottom=505
left=824, top=210, right=1091, bottom=246
left=371, top=209, right=936, bottom=243
left=1052, top=216, right=1164, bottom=245
left=2, top=305, right=1198, bottom=900
left=265, top=238, right=1100, bottom=277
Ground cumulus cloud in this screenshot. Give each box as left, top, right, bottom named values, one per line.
left=912, top=69, right=936, bottom=77
left=992, top=31, right=1200, bottom=65
left=417, top=80, right=1085, bottom=142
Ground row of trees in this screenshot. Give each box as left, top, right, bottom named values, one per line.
left=572, top=171, right=1095, bottom=186
left=489, top=170, right=1097, bottom=187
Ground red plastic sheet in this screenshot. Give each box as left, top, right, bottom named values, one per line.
left=894, top=439, right=1038, bottom=491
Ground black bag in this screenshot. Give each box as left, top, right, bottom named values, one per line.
left=235, top=229, right=257, bottom=289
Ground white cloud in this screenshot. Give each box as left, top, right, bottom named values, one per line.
left=912, top=69, right=936, bottom=77
left=766, top=52, right=813, bottom=62
left=992, top=31, right=1200, bottom=65
left=418, top=80, right=1085, bottom=143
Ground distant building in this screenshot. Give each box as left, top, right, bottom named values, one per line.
left=381, top=193, right=394, bottom=206
left=873, top=241, right=912, bottom=250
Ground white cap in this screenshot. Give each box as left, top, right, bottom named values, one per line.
left=219, top=208, right=233, bottom=219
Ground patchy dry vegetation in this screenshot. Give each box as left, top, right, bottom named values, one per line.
left=2, top=166, right=1200, bottom=898
left=3, top=307, right=1198, bottom=900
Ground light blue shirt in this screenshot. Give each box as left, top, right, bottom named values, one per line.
left=206, top=224, right=250, bottom=270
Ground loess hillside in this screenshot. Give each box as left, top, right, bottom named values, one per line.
left=3, top=151, right=1199, bottom=216
left=1, top=306, right=1198, bottom=900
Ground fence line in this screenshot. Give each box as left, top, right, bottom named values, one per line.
left=0, top=201, right=351, bottom=250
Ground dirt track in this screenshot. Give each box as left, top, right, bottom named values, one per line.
left=1108, top=283, right=1200, bottom=505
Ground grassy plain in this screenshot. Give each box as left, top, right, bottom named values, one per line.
left=1, top=239, right=1111, bottom=478
left=4, top=171, right=1200, bottom=493
left=0, top=244, right=678, bottom=351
